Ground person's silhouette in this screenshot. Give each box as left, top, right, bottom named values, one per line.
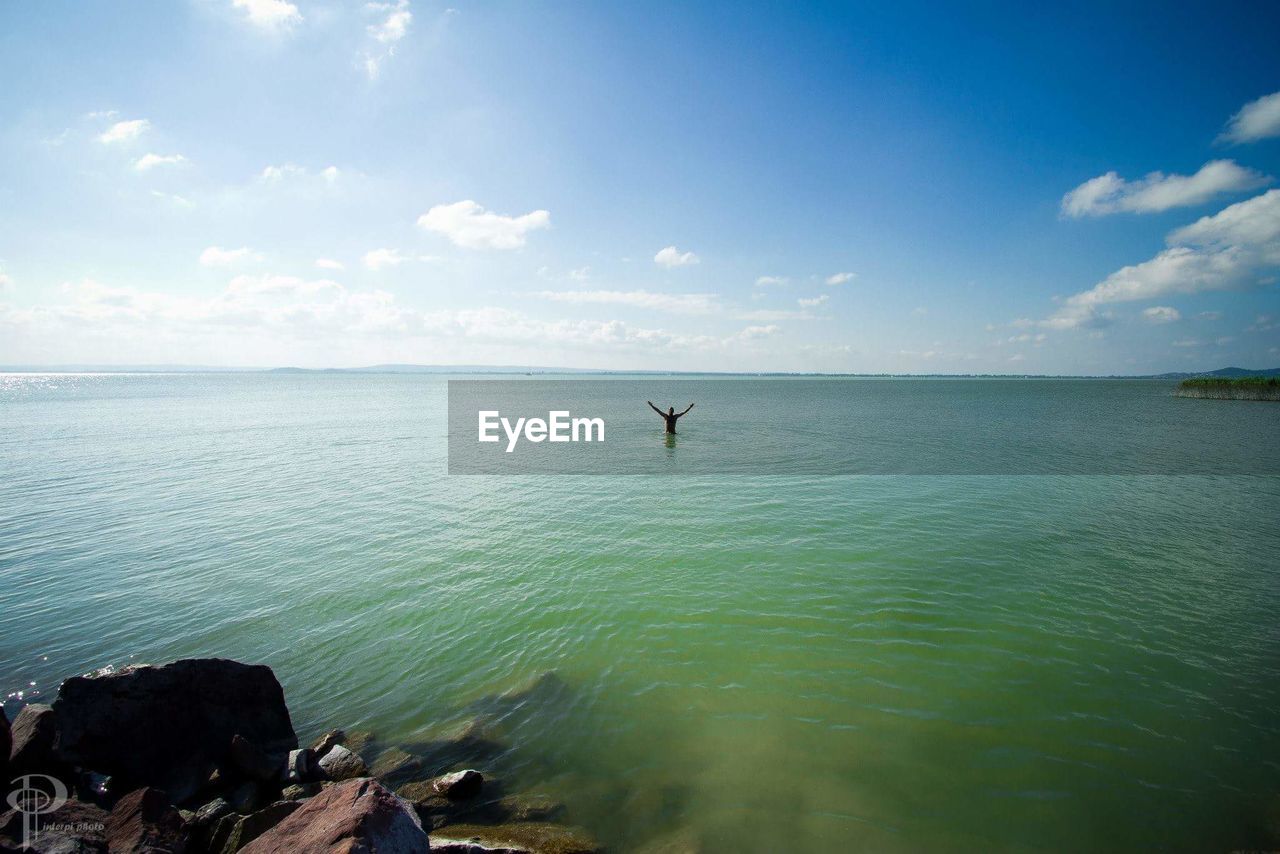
left=648, top=401, right=695, bottom=434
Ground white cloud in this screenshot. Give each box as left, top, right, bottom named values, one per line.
left=797, top=295, right=828, bottom=308
left=98, top=119, right=150, bottom=144
left=0, top=269, right=11, bottom=291
left=737, top=324, right=779, bottom=340
left=1045, top=189, right=1280, bottom=329
left=735, top=308, right=814, bottom=321
left=1060, top=160, right=1271, bottom=217
left=232, top=0, right=301, bottom=29
left=417, top=200, right=551, bottom=250
left=315, top=258, right=346, bottom=270
left=134, top=153, right=187, bottom=171
left=534, top=289, right=719, bottom=315
left=654, top=246, right=699, bottom=268
left=569, top=266, right=590, bottom=282
left=368, top=0, right=412, bottom=42
left=1196, top=310, right=1223, bottom=320
left=199, top=246, right=263, bottom=267
left=1219, top=91, right=1280, bottom=144
left=1142, top=306, right=1181, bottom=324
left=755, top=275, right=787, bottom=287
left=321, top=166, right=340, bottom=184
left=825, top=271, right=856, bottom=285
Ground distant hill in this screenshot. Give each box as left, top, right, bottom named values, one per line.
left=1146, top=366, right=1280, bottom=380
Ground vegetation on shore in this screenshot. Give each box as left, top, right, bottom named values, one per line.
left=1175, top=376, right=1280, bottom=400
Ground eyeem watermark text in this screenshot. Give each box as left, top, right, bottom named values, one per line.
left=478, top=410, right=605, bottom=452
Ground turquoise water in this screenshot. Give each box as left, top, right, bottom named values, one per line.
left=2, top=373, right=1278, bottom=851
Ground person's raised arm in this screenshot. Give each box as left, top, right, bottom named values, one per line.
left=648, top=401, right=663, bottom=415
left=677, top=403, right=695, bottom=417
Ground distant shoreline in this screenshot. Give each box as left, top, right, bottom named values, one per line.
left=3, top=364, right=1279, bottom=381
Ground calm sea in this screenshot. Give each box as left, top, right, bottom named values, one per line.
left=2, top=373, right=1278, bottom=852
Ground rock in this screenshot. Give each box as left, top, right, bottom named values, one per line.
left=341, top=731, right=375, bottom=758
left=316, top=744, right=367, bottom=782
left=402, top=785, right=565, bottom=832
left=433, top=769, right=484, bottom=800
left=1, top=706, right=10, bottom=782
left=195, top=798, right=233, bottom=827
left=212, top=800, right=301, bottom=853
left=53, top=659, right=297, bottom=805
left=228, top=782, right=262, bottom=814
left=229, top=735, right=281, bottom=783
left=0, top=798, right=110, bottom=852
left=9, top=703, right=59, bottom=776
left=369, top=747, right=423, bottom=786
left=279, top=783, right=319, bottom=801
left=429, top=822, right=601, bottom=854
left=238, top=778, right=428, bottom=853
left=105, top=787, right=188, bottom=853
left=308, top=730, right=344, bottom=760
left=282, top=748, right=316, bottom=784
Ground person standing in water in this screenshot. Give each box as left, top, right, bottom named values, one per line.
left=648, top=401, right=695, bottom=434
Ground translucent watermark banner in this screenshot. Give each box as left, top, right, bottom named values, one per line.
left=447, top=379, right=1280, bottom=475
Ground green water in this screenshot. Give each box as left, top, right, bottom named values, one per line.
left=2, top=373, right=1278, bottom=851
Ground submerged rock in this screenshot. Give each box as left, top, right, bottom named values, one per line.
left=53, top=659, right=297, bottom=805
left=316, top=744, right=367, bottom=781
left=429, top=822, right=601, bottom=854
left=239, top=778, right=428, bottom=853
left=431, top=769, right=485, bottom=800
left=369, top=746, right=424, bottom=786
left=8, top=703, right=60, bottom=776
left=105, top=787, right=188, bottom=853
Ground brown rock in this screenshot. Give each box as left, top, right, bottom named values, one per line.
left=429, top=822, right=601, bottom=854
left=239, top=778, right=427, bottom=853
left=105, top=787, right=188, bottom=853
left=0, top=798, right=110, bottom=852
left=8, top=704, right=59, bottom=776
left=53, top=659, right=296, bottom=805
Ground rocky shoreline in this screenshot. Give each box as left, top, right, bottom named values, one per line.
left=1, top=658, right=602, bottom=853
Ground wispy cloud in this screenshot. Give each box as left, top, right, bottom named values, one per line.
left=362, top=0, right=412, bottom=79
left=1219, top=90, right=1280, bottom=144
left=199, top=246, right=262, bottom=267
left=534, top=289, right=719, bottom=315
left=315, top=258, right=346, bottom=270
left=797, top=295, right=828, bottom=308
left=363, top=248, right=435, bottom=270
left=417, top=200, right=550, bottom=250
left=654, top=246, right=699, bottom=268
left=1061, top=160, right=1270, bottom=217
left=754, top=275, right=787, bottom=287
left=1141, top=306, right=1180, bottom=324
left=825, top=271, right=856, bottom=285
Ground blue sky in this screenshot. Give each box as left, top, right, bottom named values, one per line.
left=1, top=1, right=1278, bottom=372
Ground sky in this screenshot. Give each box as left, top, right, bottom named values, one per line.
left=1, top=1, right=1279, bottom=373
